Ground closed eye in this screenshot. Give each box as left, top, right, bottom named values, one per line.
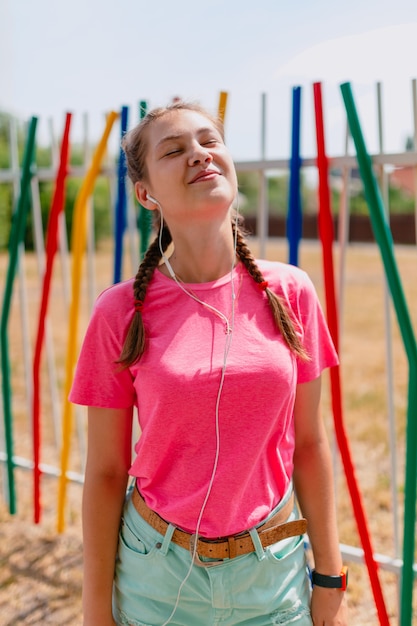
left=164, top=148, right=182, bottom=157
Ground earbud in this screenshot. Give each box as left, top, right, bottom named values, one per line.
left=146, top=193, right=158, bottom=205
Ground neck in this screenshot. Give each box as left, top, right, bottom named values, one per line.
left=161, top=220, right=237, bottom=283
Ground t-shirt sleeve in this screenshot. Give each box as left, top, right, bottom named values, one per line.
left=69, top=299, right=136, bottom=408
left=294, top=271, right=339, bottom=383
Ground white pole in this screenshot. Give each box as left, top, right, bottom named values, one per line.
left=337, top=121, right=351, bottom=341
left=258, top=93, right=268, bottom=258
left=332, top=119, right=351, bottom=502
left=127, top=189, right=140, bottom=275
left=412, top=79, right=417, bottom=247
left=377, top=82, right=401, bottom=578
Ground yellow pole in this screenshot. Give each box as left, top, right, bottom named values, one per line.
left=57, top=111, right=119, bottom=532
left=218, top=91, right=228, bottom=124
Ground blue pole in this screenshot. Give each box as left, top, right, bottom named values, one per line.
left=287, top=86, right=303, bottom=266
left=113, top=105, right=129, bottom=283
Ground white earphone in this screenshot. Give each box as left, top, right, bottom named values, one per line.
left=146, top=192, right=158, bottom=204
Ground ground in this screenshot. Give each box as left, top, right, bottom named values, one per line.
left=1, top=240, right=416, bottom=625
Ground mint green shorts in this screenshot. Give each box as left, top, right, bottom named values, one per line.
left=113, top=489, right=312, bottom=625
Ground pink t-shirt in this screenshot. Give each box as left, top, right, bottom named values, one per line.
left=70, top=260, right=338, bottom=537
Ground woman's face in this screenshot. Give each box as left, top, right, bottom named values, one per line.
left=138, top=109, right=238, bottom=225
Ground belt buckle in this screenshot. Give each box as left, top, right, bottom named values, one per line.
left=189, top=535, right=225, bottom=568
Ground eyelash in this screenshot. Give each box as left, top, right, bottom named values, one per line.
left=164, top=139, right=218, bottom=157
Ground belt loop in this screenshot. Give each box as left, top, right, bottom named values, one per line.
left=159, top=523, right=176, bottom=556
left=228, top=536, right=237, bottom=559
left=249, top=527, right=266, bottom=561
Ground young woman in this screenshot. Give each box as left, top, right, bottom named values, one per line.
left=70, top=102, right=348, bottom=625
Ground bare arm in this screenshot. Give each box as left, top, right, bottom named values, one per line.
left=293, top=376, right=348, bottom=625
left=82, top=406, right=133, bottom=626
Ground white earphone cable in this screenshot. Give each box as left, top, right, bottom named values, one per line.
left=153, top=198, right=239, bottom=626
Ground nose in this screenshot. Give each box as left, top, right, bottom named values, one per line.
left=188, top=142, right=213, bottom=166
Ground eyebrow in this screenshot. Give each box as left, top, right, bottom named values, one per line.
left=155, top=127, right=217, bottom=149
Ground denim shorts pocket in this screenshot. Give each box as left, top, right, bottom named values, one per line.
left=118, top=517, right=157, bottom=558
left=265, top=536, right=312, bottom=624
left=266, top=533, right=305, bottom=563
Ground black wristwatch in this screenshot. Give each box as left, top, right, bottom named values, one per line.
left=311, top=566, right=348, bottom=591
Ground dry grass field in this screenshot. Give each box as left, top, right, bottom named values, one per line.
left=0, top=237, right=416, bottom=625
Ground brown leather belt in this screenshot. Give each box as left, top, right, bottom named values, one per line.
left=131, top=487, right=307, bottom=560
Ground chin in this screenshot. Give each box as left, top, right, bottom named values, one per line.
left=206, top=193, right=236, bottom=212
left=208, top=184, right=236, bottom=205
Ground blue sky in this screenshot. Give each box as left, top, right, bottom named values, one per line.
left=2, top=0, right=417, bottom=160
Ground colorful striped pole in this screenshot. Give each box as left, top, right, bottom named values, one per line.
left=0, top=116, right=38, bottom=514
left=32, top=112, right=72, bottom=523
left=113, top=106, right=129, bottom=284
left=57, top=111, right=118, bottom=533
left=340, top=81, right=417, bottom=626
left=287, top=86, right=302, bottom=266
left=313, top=82, right=390, bottom=626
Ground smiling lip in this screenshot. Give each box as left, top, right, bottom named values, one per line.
left=189, top=169, right=220, bottom=184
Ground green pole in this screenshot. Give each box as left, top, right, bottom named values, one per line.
left=340, top=82, right=417, bottom=626
left=0, top=116, right=38, bottom=514
left=137, top=100, right=152, bottom=259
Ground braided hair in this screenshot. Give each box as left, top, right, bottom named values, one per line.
left=118, top=220, right=171, bottom=366
left=118, top=215, right=308, bottom=367
left=232, top=221, right=308, bottom=361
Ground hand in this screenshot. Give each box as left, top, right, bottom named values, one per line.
left=310, top=586, right=348, bottom=625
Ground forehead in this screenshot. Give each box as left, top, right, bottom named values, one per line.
left=147, top=109, right=221, bottom=148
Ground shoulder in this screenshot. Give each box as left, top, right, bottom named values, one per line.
left=87, top=278, right=136, bottom=337
left=255, top=260, right=313, bottom=295
left=253, top=260, right=322, bottom=318
left=93, top=278, right=135, bottom=315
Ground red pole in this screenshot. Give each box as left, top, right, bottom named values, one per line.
left=32, top=113, right=72, bottom=523
left=312, top=82, right=390, bottom=626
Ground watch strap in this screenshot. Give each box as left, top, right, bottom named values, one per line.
left=311, top=566, right=348, bottom=591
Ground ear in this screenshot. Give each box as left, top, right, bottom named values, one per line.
left=134, top=182, right=157, bottom=210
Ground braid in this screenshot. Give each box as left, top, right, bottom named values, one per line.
left=233, top=223, right=309, bottom=361
left=118, top=224, right=172, bottom=367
